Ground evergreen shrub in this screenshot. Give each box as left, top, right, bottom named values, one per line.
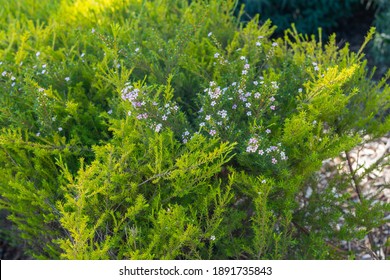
left=0, top=0, right=389, bottom=259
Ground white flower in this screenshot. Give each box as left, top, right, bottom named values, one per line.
left=205, top=115, right=211, bottom=121
left=1, top=71, right=6, bottom=77
left=244, top=64, right=250, bottom=69
left=36, top=132, right=41, bottom=137
left=298, top=88, right=303, bottom=93
left=208, top=32, right=213, bottom=37
left=155, top=123, right=162, bottom=133
left=245, top=102, right=251, bottom=108
left=246, top=111, right=252, bottom=116
left=91, top=28, right=95, bottom=33
left=36, top=51, right=41, bottom=57
left=266, top=129, right=271, bottom=134
left=254, top=92, right=261, bottom=99
left=65, top=77, right=70, bottom=82
left=162, top=115, right=167, bottom=121
left=58, top=127, right=63, bottom=132
left=217, top=110, right=227, bottom=119
left=242, top=70, right=247, bottom=75
left=210, top=235, right=216, bottom=241
left=272, top=42, right=278, bottom=47
left=209, top=130, right=216, bottom=136
left=256, top=41, right=261, bottom=46
left=214, top=53, right=220, bottom=58
left=135, top=48, right=140, bottom=52
left=240, top=56, right=246, bottom=60
left=253, top=81, right=258, bottom=86
left=107, top=109, right=112, bottom=115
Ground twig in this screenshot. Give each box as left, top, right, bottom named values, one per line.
left=345, top=150, right=377, bottom=259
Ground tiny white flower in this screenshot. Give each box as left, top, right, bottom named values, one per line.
left=42, top=70, right=46, bottom=74
left=253, top=81, right=258, bottom=86
left=81, top=53, right=85, bottom=58
left=91, top=28, right=95, bottom=33
left=210, top=235, right=216, bottom=241
left=256, top=41, right=261, bottom=46
left=240, top=56, right=246, bottom=60
left=298, top=88, right=303, bottom=93
left=162, top=115, right=167, bottom=121
left=65, top=77, right=70, bottom=82
left=107, top=109, right=112, bottom=115
left=135, top=48, right=140, bottom=52
left=36, top=51, right=41, bottom=57
left=58, top=127, right=63, bottom=132
left=242, top=70, right=247, bottom=75
left=272, top=42, right=278, bottom=47
left=214, top=53, right=220, bottom=58
left=1, top=71, right=6, bottom=77
left=246, top=111, right=252, bottom=116
left=208, top=32, right=212, bottom=37
left=36, top=132, right=41, bottom=137
left=266, top=129, right=271, bottom=134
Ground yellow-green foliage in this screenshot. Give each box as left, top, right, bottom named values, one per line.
left=0, top=0, right=389, bottom=259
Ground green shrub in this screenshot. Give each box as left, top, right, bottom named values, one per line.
left=0, top=0, right=389, bottom=259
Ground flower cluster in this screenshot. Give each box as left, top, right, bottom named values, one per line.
left=121, top=82, right=182, bottom=135
left=245, top=132, right=288, bottom=165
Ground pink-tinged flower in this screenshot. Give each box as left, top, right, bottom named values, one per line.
left=205, top=115, right=211, bottom=121
left=270, top=105, right=276, bottom=110
left=254, top=92, right=261, bottom=99
left=258, top=149, right=264, bottom=155
left=248, top=138, right=258, bottom=144
left=244, top=64, right=250, bottom=69
left=232, top=104, right=237, bottom=110
left=272, top=158, right=277, bottom=164
left=270, top=96, right=275, bottom=102
left=246, top=144, right=258, bottom=153
left=209, top=129, right=216, bottom=136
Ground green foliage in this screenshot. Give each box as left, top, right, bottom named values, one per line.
left=0, top=0, right=389, bottom=260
